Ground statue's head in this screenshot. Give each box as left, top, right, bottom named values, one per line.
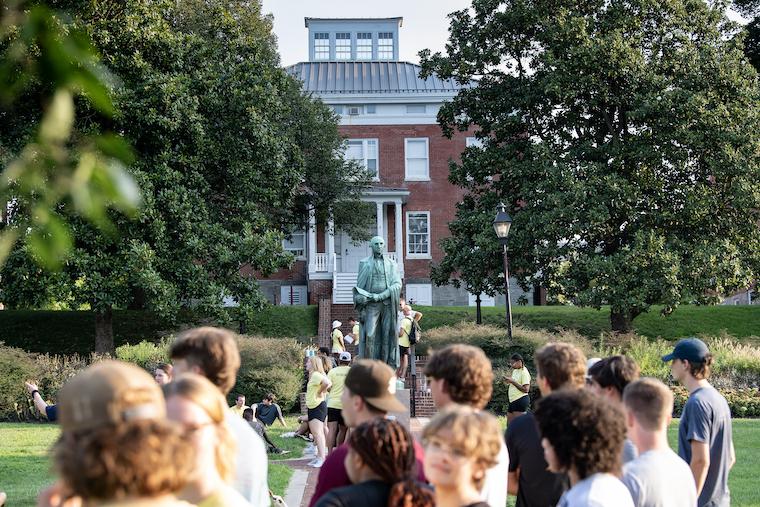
left=370, top=236, right=385, bottom=255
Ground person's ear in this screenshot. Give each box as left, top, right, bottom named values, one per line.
left=625, top=407, right=636, bottom=430
left=189, top=364, right=203, bottom=375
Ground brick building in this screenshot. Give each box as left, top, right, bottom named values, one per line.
left=257, top=17, right=536, bottom=323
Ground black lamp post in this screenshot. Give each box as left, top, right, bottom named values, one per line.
left=493, top=202, right=513, bottom=341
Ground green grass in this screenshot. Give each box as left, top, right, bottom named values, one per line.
left=0, top=420, right=307, bottom=506
left=417, top=305, right=760, bottom=342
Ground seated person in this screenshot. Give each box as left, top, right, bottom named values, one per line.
left=243, top=408, right=288, bottom=455
left=253, top=393, right=287, bottom=426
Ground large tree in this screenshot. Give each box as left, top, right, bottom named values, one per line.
left=421, top=0, right=760, bottom=332
left=1, top=0, right=372, bottom=351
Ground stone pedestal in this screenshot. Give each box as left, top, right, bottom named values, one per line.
left=389, top=388, right=411, bottom=429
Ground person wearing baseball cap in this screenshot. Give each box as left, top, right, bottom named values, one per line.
left=308, top=359, right=427, bottom=507
left=326, top=351, right=352, bottom=452
left=40, top=360, right=194, bottom=507
left=663, top=338, right=735, bottom=507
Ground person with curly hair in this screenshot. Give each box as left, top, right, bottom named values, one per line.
left=423, top=344, right=507, bottom=507
left=164, top=374, right=251, bottom=507
left=662, top=338, right=734, bottom=507
left=422, top=406, right=503, bottom=507
left=534, top=389, right=633, bottom=507
left=40, top=360, right=194, bottom=507
left=314, top=418, right=433, bottom=507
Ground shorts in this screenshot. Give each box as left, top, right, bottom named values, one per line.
left=508, top=395, right=530, bottom=413
left=399, top=345, right=409, bottom=356
left=327, top=407, right=345, bottom=426
left=307, top=401, right=327, bottom=421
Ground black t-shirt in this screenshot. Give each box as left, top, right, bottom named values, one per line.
left=505, top=413, right=569, bottom=507
left=314, top=480, right=390, bottom=507
left=255, top=403, right=279, bottom=426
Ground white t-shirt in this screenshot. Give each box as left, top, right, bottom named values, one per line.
left=557, top=473, right=634, bottom=507
left=227, top=414, right=269, bottom=507
left=622, top=448, right=697, bottom=507
left=480, top=440, right=509, bottom=507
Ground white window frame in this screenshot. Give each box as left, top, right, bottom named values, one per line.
left=314, top=33, right=329, bottom=60
left=283, top=230, right=306, bottom=259
left=405, top=211, right=431, bottom=259
left=406, top=104, right=426, bottom=114
left=405, top=283, right=432, bottom=306
left=404, top=138, right=430, bottom=181
left=346, top=139, right=379, bottom=181
left=335, top=32, right=351, bottom=60
left=378, top=32, right=393, bottom=60
left=357, top=32, right=372, bottom=60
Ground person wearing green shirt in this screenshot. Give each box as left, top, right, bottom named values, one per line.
left=506, top=353, right=531, bottom=424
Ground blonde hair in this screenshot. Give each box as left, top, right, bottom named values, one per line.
left=163, top=373, right=236, bottom=482
left=309, top=356, right=326, bottom=375
left=422, top=405, right=502, bottom=489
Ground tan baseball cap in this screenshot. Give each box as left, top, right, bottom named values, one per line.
left=345, top=359, right=406, bottom=413
left=58, top=360, right=166, bottom=432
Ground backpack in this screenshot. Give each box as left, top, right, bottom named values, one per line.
left=407, top=317, right=421, bottom=345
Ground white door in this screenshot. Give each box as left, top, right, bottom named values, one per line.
left=340, top=232, right=371, bottom=272
left=405, top=284, right=432, bottom=306
left=468, top=292, right=495, bottom=307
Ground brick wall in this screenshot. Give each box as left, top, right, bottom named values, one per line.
left=317, top=298, right=332, bottom=339
left=309, top=280, right=332, bottom=305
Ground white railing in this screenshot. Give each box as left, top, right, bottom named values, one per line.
left=314, top=253, right=329, bottom=272
left=387, top=252, right=397, bottom=262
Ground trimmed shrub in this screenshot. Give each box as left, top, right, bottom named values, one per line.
left=0, top=344, right=39, bottom=421
left=115, top=339, right=170, bottom=372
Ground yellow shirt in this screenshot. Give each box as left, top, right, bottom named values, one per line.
left=399, top=317, right=412, bottom=348
left=197, top=485, right=250, bottom=507
left=327, top=365, right=350, bottom=409
left=331, top=329, right=345, bottom=353
left=352, top=323, right=360, bottom=345
left=306, top=371, right=327, bottom=409
left=229, top=404, right=249, bottom=418
left=508, top=367, right=531, bottom=403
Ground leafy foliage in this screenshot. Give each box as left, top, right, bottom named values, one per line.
left=421, top=0, right=760, bottom=331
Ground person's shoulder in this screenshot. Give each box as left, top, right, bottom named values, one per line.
left=507, top=412, right=535, bottom=433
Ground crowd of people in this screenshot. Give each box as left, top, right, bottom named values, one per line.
left=4, top=313, right=735, bottom=507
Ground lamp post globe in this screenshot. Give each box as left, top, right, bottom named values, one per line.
left=493, top=202, right=514, bottom=341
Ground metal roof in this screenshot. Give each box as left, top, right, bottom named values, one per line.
left=285, top=61, right=476, bottom=94
left=304, top=17, right=403, bottom=27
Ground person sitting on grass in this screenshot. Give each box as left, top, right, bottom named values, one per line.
left=38, top=360, right=194, bottom=507
left=422, top=406, right=503, bottom=507
left=534, top=389, right=634, bottom=507
left=313, top=418, right=434, bottom=507
left=229, top=394, right=249, bottom=418
left=253, top=393, right=287, bottom=427
left=243, top=408, right=289, bottom=455
left=25, top=381, right=57, bottom=422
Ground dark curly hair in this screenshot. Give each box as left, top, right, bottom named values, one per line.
left=423, top=344, right=493, bottom=409
left=587, top=355, right=640, bottom=396
left=349, top=419, right=434, bottom=507
left=534, top=389, right=626, bottom=479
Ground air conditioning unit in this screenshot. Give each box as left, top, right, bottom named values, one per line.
left=348, top=106, right=361, bottom=116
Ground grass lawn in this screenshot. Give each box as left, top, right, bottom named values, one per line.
left=0, top=419, right=309, bottom=506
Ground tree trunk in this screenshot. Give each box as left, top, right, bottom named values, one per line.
left=610, top=308, right=641, bottom=333
left=476, top=294, right=482, bottom=325
left=95, top=307, right=115, bottom=354
left=127, top=286, right=146, bottom=310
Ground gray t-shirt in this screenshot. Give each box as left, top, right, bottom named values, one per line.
left=678, top=385, right=733, bottom=507
left=622, top=448, right=697, bottom=507
left=557, top=473, right=634, bottom=507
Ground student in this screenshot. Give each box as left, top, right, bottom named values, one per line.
left=155, top=363, right=174, bottom=385
left=534, top=389, right=634, bottom=507
left=318, top=346, right=337, bottom=370
left=506, top=342, right=585, bottom=507
left=253, top=393, right=287, bottom=427
left=164, top=374, right=251, bottom=507
left=505, top=353, right=531, bottom=424
left=170, top=326, right=269, bottom=507
left=621, top=378, right=697, bottom=507
left=331, top=320, right=345, bottom=355
left=662, top=338, right=735, bottom=507
left=424, top=344, right=508, bottom=507
left=314, top=418, right=433, bottom=507
left=229, top=394, right=249, bottom=418
left=40, top=361, right=193, bottom=507
left=309, top=359, right=426, bottom=507
left=306, top=355, right=332, bottom=467
left=349, top=318, right=360, bottom=351
left=24, top=381, right=57, bottom=422
left=423, top=406, right=502, bottom=507
left=326, top=351, right=352, bottom=452
left=243, top=408, right=289, bottom=455
left=587, top=355, right=641, bottom=462
left=397, top=305, right=413, bottom=379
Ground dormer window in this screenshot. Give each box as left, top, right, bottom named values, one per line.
left=378, top=32, right=394, bottom=60
left=357, top=33, right=372, bottom=60
left=314, top=33, right=329, bottom=60
left=335, top=33, right=351, bottom=60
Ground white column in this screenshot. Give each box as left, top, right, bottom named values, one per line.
left=395, top=199, right=404, bottom=276
left=375, top=201, right=384, bottom=240
left=308, top=208, right=317, bottom=273
left=327, top=215, right=335, bottom=273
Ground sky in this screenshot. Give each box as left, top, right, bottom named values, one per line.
left=260, top=0, right=473, bottom=66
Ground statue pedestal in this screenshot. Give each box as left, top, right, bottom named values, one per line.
left=389, top=388, right=411, bottom=429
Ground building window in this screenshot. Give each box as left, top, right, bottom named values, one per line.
left=366, top=104, right=376, bottom=114
left=406, top=104, right=426, bottom=114
left=335, top=32, right=351, bottom=60
left=314, top=33, right=329, bottom=60
left=378, top=32, right=394, bottom=59
left=404, top=138, right=429, bottom=180
left=283, top=230, right=306, bottom=258
left=346, top=139, right=379, bottom=180
left=406, top=212, right=430, bottom=258
left=357, top=32, right=372, bottom=60
left=331, top=105, right=343, bottom=115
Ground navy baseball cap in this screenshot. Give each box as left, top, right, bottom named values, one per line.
left=661, top=338, right=710, bottom=363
